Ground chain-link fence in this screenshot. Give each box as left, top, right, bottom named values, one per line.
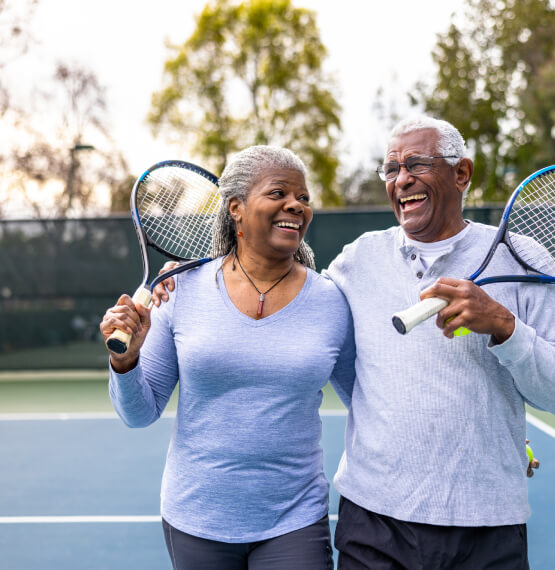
left=0, top=207, right=503, bottom=370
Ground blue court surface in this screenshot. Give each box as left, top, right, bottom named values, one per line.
left=0, top=412, right=553, bottom=569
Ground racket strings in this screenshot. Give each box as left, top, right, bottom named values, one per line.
left=144, top=180, right=211, bottom=254
left=137, top=167, right=220, bottom=259
left=508, top=171, right=555, bottom=274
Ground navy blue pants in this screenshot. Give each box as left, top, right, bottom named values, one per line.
left=335, top=497, right=529, bottom=569
left=162, top=515, right=333, bottom=569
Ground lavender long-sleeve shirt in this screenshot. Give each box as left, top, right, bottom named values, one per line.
left=109, top=259, right=356, bottom=542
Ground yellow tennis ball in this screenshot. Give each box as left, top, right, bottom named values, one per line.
left=526, top=444, right=534, bottom=463
left=445, top=316, right=471, bottom=336
left=453, top=326, right=471, bottom=337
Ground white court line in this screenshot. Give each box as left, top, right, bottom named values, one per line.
left=0, top=412, right=120, bottom=421
left=0, top=410, right=347, bottom=421
left=526, top=412, right=555, bottom=438
left=0, top=514, right=339, bottom=524
left=2, top=411, right=550, bottom=437
left=321, top=409, right=348, bottom=416
left=0, top=515, right=161, bottom=524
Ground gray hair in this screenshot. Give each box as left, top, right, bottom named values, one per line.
left=211, top=145, right=315, bottom=269
left=388, top=115, right=471, bottom=206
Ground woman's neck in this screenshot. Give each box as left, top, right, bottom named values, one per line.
left=231, top=247, right=296, bottom=284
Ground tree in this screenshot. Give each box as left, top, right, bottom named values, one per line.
left=0, top=2, right=132, bottom=218
left=148, top=0, right=343, bottom=206
left=340, top=166, right=388, bottom=207
left=8, top=63, right=131, bottom=217
left=0, top=0, right=38, bottom=116
left=415, top=0, right=554, bottom=203
left=338, top=82, right=409, bottom=208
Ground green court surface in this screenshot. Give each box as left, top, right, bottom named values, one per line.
left=0, top=342, right=109, bottom=372
left=0, top=371, right=346, bottom=414
left=0, top=371, right=552, bottom=427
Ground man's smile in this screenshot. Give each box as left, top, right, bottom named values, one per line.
left=399, top=193, right=428, bottom=212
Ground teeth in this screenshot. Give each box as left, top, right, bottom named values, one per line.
left=275, top=221, right=301, bottom=229
left=400, top=194, right=427, bottom=204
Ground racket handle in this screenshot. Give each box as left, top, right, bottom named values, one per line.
left=392, top=297, right=448, bottom=335
left=105, top=287, right=153, bottom=354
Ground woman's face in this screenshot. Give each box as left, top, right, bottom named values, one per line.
left=229, top=168, right=313, bottom=261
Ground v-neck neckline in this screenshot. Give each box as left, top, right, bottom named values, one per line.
left=215, top=261, right=312, bottom=326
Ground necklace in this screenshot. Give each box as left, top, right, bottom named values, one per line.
left=234, top=254, right=293, bottom=318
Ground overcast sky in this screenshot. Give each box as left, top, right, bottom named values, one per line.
left=10, top=0, right=465, bottom=176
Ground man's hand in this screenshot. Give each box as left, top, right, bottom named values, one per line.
left=152, top=261, right=179, bottom=306
left=420, top=278, right=515, bottom=342
left=526, top=439, right=540, bottom=478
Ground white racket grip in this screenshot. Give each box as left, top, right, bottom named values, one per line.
left=391, top=297, right=448, bottom=335
left=132, top=286, right=153, bottom=308
left=105, top=286, right=153, bottom=354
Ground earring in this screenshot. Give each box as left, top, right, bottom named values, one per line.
left=234, top=216, right=243, bottom=238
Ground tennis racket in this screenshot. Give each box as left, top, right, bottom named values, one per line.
left=106, top=159, right=221, bottom=354
left=392, top=165, right=555, bottom=335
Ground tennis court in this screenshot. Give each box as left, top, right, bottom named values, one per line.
left=0, top=374, right=554, bottom=569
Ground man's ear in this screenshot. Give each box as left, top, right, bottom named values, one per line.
left=455, top=158, right=473, bottom=194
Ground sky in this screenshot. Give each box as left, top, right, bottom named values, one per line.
left=9, top=0, right=466, bottom=178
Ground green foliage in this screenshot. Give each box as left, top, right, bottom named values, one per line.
left=416, top=0, right=554, bottom=203
left=340, top=166, right=389, bottom=207
left=148, top=0, right=343, bottom=206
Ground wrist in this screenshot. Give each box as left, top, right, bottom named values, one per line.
left=491, top=313, right=515, bottom=345
left=110, top=354, right=139, bottom=374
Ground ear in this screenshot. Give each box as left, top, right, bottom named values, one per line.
left=454, top=158, right=473, bottom=195
left=228, top=196, right=243, bottom=223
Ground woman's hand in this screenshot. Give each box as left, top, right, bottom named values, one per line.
left=99, top=294, right=152, bottom=372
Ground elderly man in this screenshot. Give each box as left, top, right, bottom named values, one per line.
left=326, top=115, right=554, bottom=569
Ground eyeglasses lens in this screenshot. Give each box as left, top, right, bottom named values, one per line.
left=379, top=156, right=434, bottom=181
left=405, top=156, right=433, bottom=175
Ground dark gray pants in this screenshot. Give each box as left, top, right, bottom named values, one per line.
left=163, top=515, right=333, bottom=570
left=335, top=497, right=529, bottom=570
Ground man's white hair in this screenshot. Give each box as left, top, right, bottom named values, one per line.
left=387, top=115, right=471, bottom=207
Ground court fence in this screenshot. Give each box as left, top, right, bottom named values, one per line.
left=0, top=207, right=503, bottom=370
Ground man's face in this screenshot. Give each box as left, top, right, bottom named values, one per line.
left=384, top=128, right=466, bottom=242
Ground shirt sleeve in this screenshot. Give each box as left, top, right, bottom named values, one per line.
left=321, top=241, right=354, bottom=295
left=489, top=316, right=555, bottom=412
left=329, top=304, right=356, bottom=408
left=488, top=284, right=555, bottom=413
left=109, top=291, right=179, bottom=427
left=322, top=253, right=358, bottom=408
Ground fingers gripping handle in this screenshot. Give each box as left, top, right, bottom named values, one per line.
left=105, top=287, right=152, bottom=354
left=391, top=297, right=448, bottom=335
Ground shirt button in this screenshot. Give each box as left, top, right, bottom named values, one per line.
left=416, top=271, right=423, bottom=279
left=411, top=254, right=417, bottom=260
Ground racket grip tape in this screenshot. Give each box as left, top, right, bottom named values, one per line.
left=105, top=287, right=153, bottom=354
left=392, top=297, right=448, bottom=335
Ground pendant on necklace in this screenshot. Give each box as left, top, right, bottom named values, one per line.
left=257, top=293, right=265, bottom=318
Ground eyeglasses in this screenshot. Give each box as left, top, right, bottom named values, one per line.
left=376, top=155, right=460, bottom=182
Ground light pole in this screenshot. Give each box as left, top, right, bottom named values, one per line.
left=67, top=143, right=95, bottom=210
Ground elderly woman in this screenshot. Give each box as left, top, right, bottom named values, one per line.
left=99, top=146, right=355, bottom=570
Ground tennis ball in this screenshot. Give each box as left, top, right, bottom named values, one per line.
left=445, top=316, right=471, bottom=337
left=526, top=444, right=534, bottom=464
left=453, top=326, right=471, bottom=337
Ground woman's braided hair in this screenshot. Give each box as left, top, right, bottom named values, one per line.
left=211, top=145, right=315, bottom=269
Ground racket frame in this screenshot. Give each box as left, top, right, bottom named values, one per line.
left=105, top=160, right=220, bottom=354
left=392, top=165, right=555, bottom=334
